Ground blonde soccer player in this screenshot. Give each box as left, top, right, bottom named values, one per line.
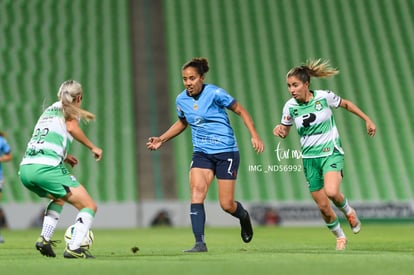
left=19, top=80, right=102, bottom=258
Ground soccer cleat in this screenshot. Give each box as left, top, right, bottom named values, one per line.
left=346, top=208, right=361, bottom=234
left=183, top=242, right=208, bottom=253
left=35, top=236, right=60, bottom=257
left=336, top=237, right=347, bottom=250
left=0, top=235, right=4, bottom=243
left=64, top=246, right=95, bottom=259
left=240, top=211, right=253, bottom=243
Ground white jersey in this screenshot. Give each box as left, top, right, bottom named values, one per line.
left=280, top=90, right=343, bottom=158
left=21, top=101, right=74, bottom=166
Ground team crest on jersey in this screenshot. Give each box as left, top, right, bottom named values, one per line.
left=314, top=101, right=323, bottom=111
left=283, top=115, right=291, bottom=121
left=193, top=103, right=198, bottom=110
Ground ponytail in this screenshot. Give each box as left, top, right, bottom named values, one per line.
left=287, top=58, right=339, bottom=83
left=57, top=80, right=95, bottom=122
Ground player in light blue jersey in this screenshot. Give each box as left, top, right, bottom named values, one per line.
left=274, top=59, right=376, bottom=250
left=0, top=131, right=12, bottom=243
left=175, top=82, right=239, bottom=154
left=147, top=57, right=264, bottom=252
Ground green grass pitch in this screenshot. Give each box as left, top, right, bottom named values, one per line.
left=0, top=224, right=413, bottom=274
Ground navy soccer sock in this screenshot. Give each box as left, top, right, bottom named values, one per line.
left=231, top=201, right=248, bottom=220
left=190, top=203, right=205, bottom=243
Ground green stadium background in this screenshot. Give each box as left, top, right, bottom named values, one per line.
left=1, top=0, right=413, bottom=227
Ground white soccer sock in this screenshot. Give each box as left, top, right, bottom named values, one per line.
left=40, top=210, right=60, bottom=241
left=338, top=199, right=352, bottom=215
left=327, top=218, right=346, bottom=239
left=69, top=209, right=95, bottom=250
left=330, top=223, right=346, bottom=239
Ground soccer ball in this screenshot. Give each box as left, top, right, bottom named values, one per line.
left=64, top=224, right=94, bottom=250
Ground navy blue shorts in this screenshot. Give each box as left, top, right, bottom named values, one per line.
left=191, top=151, right=240, bottom=179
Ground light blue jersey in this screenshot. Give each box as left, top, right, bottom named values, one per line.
left=0, top=136, right=11, bottom=180
left=176, top=84, right=238, bottom=154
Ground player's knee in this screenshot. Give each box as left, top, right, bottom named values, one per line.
left=190, top=188, right=207, bottom=202
left=325, top=190, right=338, bottom=200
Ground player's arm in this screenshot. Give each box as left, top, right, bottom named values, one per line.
left=273, top=124, right=291, bottom=139
left=0, top=152, right=12, bottom=162
left=339, top=99, right=376, bottom=136
left=66, top=119, right=103, bottom=160
left=146, top=118, right=188, bottom=151
left=230, top=102, right=264, bottom=153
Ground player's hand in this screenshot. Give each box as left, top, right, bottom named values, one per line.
left=91, top=146, right=103, bottom=161
left=147, top=137, right=163, bottom=151
left=273, top=124, right=287, bottom=138
left=64, top=154, right=79, bottom=167
left=366, top=120, right=377, bottom=137
left=251, top=137, right=264, bottom=153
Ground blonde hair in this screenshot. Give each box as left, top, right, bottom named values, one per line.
left=287, top=58, right=339, bottom=84
left=57, top=80, right=95, bottom=121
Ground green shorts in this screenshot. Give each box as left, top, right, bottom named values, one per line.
left=19, top=163, right=80, bottom=198
left=303, top=150, right=344, bottom=192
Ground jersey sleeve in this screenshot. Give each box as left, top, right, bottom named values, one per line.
left=176, top=104, right=185, bottom=119
left=326, top=90, right=342, bottom=108
left=175, top=94, right=185, bottom=119
left=214, top=88, right=235, bottom=108
left=280, top=102, right=294, bottom=126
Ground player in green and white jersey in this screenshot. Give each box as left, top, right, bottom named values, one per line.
left=19, top=80, right=103, bottom=259
left=273, top=59, right=376, bottom=250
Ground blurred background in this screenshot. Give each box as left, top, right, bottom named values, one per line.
left=0, top=0, right=413, bottom=229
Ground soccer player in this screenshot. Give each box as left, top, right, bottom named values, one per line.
left=273, top=59, right=376, bottom=250
left=147, top=57, right=264, bottom=252
left=0, top=131, right=12, bottom=243
left=19, top=80, right=102, bottom=258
